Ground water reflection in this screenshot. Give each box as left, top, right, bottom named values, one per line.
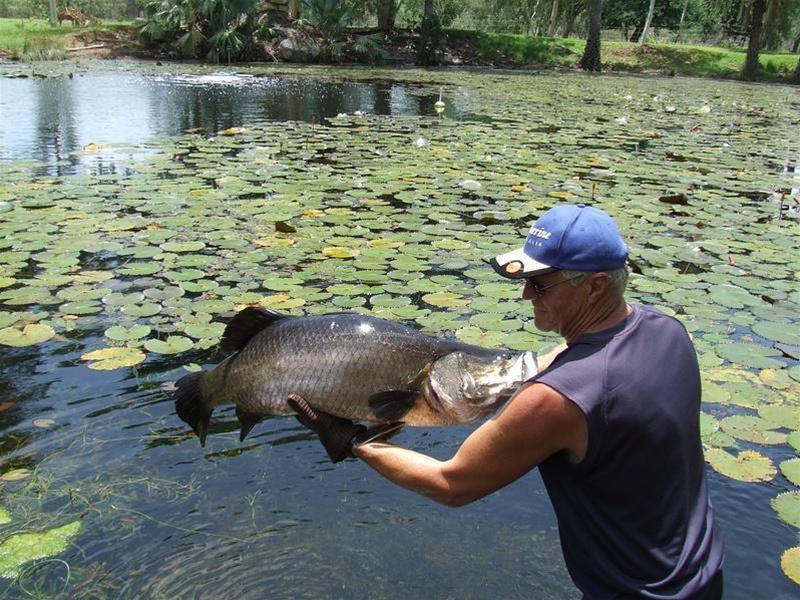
left=1, top=72, right=449, bottom=175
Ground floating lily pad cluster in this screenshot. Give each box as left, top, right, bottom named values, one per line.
left=1, top=64, right=799, bottom=583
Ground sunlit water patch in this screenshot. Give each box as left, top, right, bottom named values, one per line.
left=0, top=61, right=799, bottom=597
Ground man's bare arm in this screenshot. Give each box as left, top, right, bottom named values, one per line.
left=354, top=382, right=587, bottom=507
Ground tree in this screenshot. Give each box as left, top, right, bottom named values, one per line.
left=416, top=0, right=437, bottom=65
left=580, top=0, right=603, bottom=71
left=48, top=0, right=57, bottom=25
left=548, top=0, right=560, bottom=36
left=794, top=55, right=800, bottom=82
left=375, top=0, right=398, bottom=32
left=743, top=0, right=767, bottom=79
left=640, top=0, right=656, bottom=44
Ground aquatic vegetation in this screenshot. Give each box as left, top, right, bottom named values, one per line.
left=0, top=63, right=798, bottom=593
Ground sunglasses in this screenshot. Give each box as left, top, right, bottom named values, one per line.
left=525, top=273, right=586, bottom=299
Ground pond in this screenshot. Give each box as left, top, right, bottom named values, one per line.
left=0, top=60, right=799, bottom=598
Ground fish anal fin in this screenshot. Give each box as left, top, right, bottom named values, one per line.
left=368, top=390, right=418, bottom=422
left=220, top=306, right=288, bottom=354
left=175, top=372, right=213, bottom=447
left=236, top=406, right=264, bottom=442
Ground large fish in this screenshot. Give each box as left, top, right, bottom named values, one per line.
left=175, top=307, right=551, bottom=446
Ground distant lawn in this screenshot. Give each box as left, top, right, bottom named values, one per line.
left=448, top=29, right=799, bottom=83
left=0, top=17, right=134, bottom=58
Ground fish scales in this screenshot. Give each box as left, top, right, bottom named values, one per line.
left=175, top=307, right=543, bottom=446
left=204, top=314, right=443, bottom=420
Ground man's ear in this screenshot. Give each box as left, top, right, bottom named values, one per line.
left=586, top=272, right=610, bottom=302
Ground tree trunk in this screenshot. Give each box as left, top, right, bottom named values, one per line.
left=579, top=0, right=603, bottom=72
left=792, top=26, right=800, bottom=53
left=794, top=55, right=800, bottom=83
left=548, top=0, right=560, bottom=37
left=640, top=0, right=656, bottom=45
left=377, top=0, right=397, bottom=33
left=48, top=0, right=57, bottom=26
left=677, top=0, right=689, bottom=42
left=289, top=0, right=300, bottom=20
left=743, top=0, right=766, bottom=80
left=416, top=0, right=435, bottom=66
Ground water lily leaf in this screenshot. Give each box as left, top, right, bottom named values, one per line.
left=322, top=246, right=360, bottom=259
left=105, top=325, right=151, bottom=342
left=182, top=322, right=226, bottom=340
left=772, top=491, right=800, bottom=529
left=455, top=326, right=505, bottom=348
left=118, top=263, right=161, bottom=276
left=780, top=458, right=800, bottom=486
left=421, top=292, right=470, bottom=308
left=144, top=336, right=194, bottom=355
left=758, top=404, right=800, bottom=430
left=475, top=282, right=520, bottom=299
left=0, top=520, right=81, bottom=579
left=0, top=469, right=32, bottom=482
left=719, top=415, right=786, bottom=445
left=0, top=507, right=10, bottom=525
left=0, top=323, right=55, bottom=347
left=704, top=448, right=775, bottom=482
left=715, top=342, right=785, bottom=369
left=121, top=302, right=161, bottom=318
left=81, top=347, right=146, bottom=370
left=789, top=365, right=800, bottom=384
left=781, top=546, right=800, bottom=585
left=160, top=241, right=206, bottom=252
left=751, top=321, right=800, bottom=346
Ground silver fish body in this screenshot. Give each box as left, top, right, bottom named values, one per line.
left=175, top=307, right=539, bottom=445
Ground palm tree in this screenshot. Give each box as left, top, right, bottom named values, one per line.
left=579, top=0, right=603, bottom=71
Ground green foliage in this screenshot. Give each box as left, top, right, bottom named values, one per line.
left=139, top=0, right=258, bottom=62
left=302, top=0, right=353, bottom=39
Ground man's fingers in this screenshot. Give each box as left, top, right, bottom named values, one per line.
left=287, top=394, right=317, bottom=428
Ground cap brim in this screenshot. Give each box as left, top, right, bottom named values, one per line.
left=490, top=248, right=555, bottom=279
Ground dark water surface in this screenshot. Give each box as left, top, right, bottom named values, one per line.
left=1, top=70, right=451, bottom=176
left=0, top=64, right=798, bottom=599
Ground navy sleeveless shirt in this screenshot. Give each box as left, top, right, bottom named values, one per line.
left=534, top=304, right=723, bottom=599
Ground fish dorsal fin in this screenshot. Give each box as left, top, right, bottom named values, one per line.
left=220, top=306, right=288, bottom=354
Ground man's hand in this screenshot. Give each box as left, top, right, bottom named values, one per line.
left=287, top=394, right=404, bottom=463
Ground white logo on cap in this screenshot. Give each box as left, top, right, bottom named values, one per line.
left=527, top=225, right=551, bottom=240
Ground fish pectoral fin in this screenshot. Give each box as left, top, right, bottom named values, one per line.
left=174, top=372, right=213, bottom=447
left=236, top=406, right=264, bottom=442
left=220, top=306, right=288, bottom=354
left=368, top=390, right=418, bottom=422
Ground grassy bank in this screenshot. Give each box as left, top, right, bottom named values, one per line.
left=450, top=29, right=799, bottom=83
left=0, top=18, right=135, bottom=60
left=1, top=18, right=797, bottom=83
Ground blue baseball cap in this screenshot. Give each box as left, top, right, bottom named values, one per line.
left=491, top=204, right=628, bottom=279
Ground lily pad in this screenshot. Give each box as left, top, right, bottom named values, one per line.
left=780, top=458, right=800, bottom=486
left=0, top=520, right=82, bottom=579
left=781, top=546, right=800, bottom=585
left=719, top=415, right=786, bottom=445
left=714, top=342, right=785, bottom=369
left=0, top=323, right=55, bottom=347
left=704, top=448, right=775, bottom=482
left=105, top=325, right=152, bottom=342
left=81, top=347, right=146, bottom=370
left=772, top=491, right=800, bottom=529
left=144, top=336, right=194, bottom=354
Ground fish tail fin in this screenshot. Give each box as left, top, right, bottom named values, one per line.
left=175, top=372, right=213, bottom=447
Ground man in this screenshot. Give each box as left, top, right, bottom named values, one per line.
left=289, top=204, right=724, bottom=599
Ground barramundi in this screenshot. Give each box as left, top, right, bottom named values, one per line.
left=175, top=307, right=552, bottom=446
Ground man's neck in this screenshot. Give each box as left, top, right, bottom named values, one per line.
left=564, top=299, right=630, bottom=343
